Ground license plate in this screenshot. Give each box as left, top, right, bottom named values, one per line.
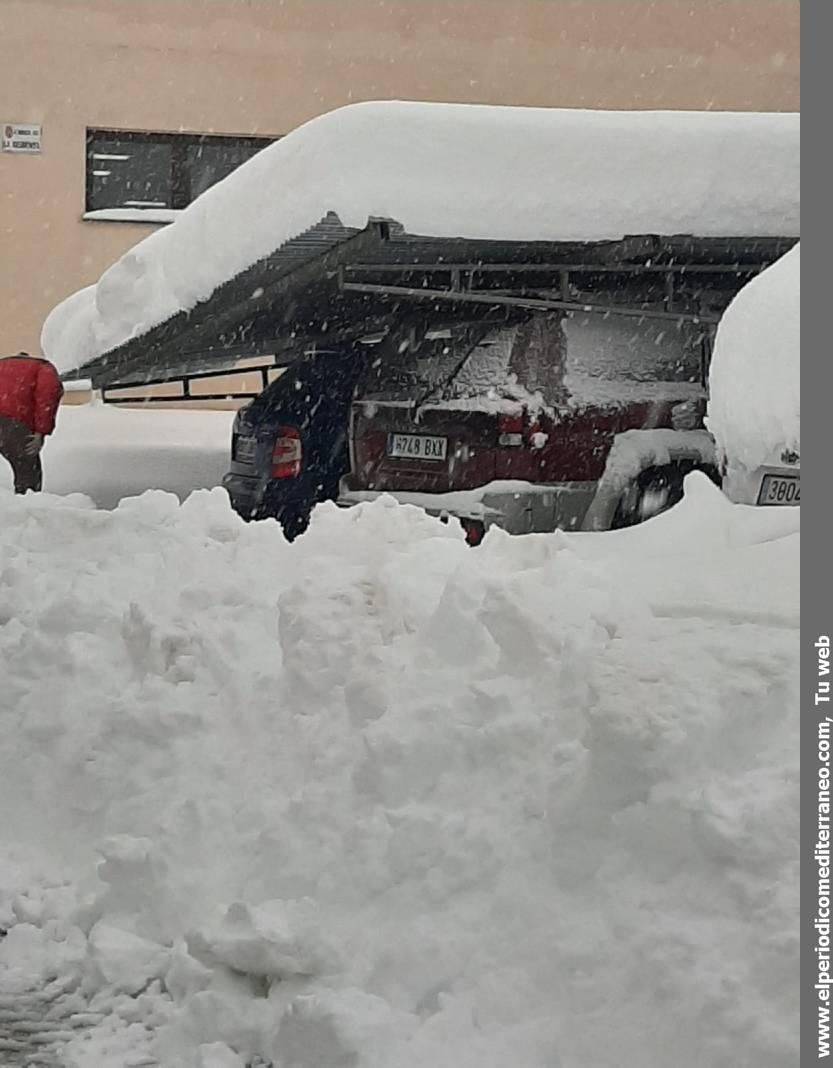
left=234, top=436, right=257, bottom=463
left=757, top=472, right=800, bottom=506
left=387, top=433, right=448, bottom=461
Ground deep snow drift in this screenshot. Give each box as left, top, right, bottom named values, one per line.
left=707, top=243, right=800, bottom=473
left=42, top=102, right=800, bottom=372
left=0, top=475, right=799, bottom=1067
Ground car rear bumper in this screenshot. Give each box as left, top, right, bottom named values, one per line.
left=338, top=480, right=597, bottom=535
left=722, top=463, right=801, bottom=506
left=222, top=472, right=262, bottom=519
left=223, top=471, right=328, bottom=523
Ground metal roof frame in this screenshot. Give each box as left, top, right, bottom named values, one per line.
left=71, top=214, right=797, bottom=389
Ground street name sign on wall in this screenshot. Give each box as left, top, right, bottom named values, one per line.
left=2, top=123, right=42, bottom=153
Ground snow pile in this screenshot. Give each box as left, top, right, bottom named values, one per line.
left=0, top=477, right=798, bottom=1067
left=340, top=479, right=559, bottom=522
left=707, top=244, right=800, bottom=472
left=42, top=102, right=800, bottom=372
left=0, top=403, right=234, bottom=508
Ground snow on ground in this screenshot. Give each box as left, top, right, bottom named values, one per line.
left=707, top=243, right=800, bottom=475
left=41, top=102, right=800, bottom=372
left=0, top=464, right=799, bottom=1067
left=0, top=404, right=233, bottom=508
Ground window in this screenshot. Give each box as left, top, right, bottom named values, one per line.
left=563, top=314, right=704, bottom=386
left=361, top=312, right=706, bottom=413
left=85, top=129, right=277, bottom=215
left=360, top=325, right=546, bottom=406
left=562, top=313, right=707, bottom=408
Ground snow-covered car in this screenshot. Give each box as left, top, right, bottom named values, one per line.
left=340, top=312, right=719, bottom=542
left=706, top=244, right=800, bottom=507
left=722, top=450, right=800, bottom=508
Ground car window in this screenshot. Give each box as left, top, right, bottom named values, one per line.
left=563, top=314, right=706, bottom=408
left=246, top=365, right=303, bottom=418
left=359, top=324, right=562, bottom=407
left=359, top=335, right=465, bottom=401
left=255, top=356, right=369, bottom=438
left=357, top=312, right=705, bottom=412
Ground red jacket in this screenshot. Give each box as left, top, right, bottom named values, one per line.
left=0, top=355, right=64, bottom=436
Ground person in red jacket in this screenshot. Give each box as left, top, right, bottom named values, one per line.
left=0, top=351, right=64, bottom=494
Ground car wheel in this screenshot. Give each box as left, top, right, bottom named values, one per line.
left=611, top=462, right=720, bottom=530
left=611, top=468, right=685, bottom=529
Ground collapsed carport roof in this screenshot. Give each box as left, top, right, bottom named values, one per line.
left=72, top=218, right=797, bottom=389
left=43, top=101, right=800, bottom=385
left=68, top=212, right=377, bottom=387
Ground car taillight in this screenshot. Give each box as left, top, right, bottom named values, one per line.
left=271, top=426, right=302, bottom=479
left=460, top=518, right=485, bottom=546
left=498, top=411, right=525, bottom=447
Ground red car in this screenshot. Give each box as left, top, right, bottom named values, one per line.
left=339, top=311, right=716, bottom=542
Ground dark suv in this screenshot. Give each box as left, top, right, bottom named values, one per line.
left=222, top=347, right=365, bottom=538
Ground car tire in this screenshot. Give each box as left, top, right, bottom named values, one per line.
left=611, top=462, right=719, bottom=530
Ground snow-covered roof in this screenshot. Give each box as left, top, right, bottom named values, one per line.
left=42, top=101, right=800, bottom=374
left=706, top=243, right=800, bottom=472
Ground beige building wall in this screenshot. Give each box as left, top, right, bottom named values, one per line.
left=1, top=0, right=799, bottom=360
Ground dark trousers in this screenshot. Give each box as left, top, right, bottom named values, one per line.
left=0, top=416, right=42, bottom=494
